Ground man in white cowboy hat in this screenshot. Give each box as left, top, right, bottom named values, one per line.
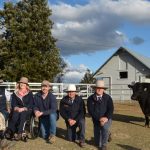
left=59, top=84, right=86, bottom=148
left=87, top=80, right=114, bottom=150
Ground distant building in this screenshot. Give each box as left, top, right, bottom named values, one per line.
left=93, top=47, right=150, bottom=100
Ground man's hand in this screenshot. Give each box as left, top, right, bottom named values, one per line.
left=14, top=107, right=28, bottom=112
left=35, top=111, right=43, bottom=118
left=68, top=119, right=76, bottom=126
left=99, top=117, right=108, bottom=126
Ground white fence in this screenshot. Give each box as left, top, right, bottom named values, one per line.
left=0, top=82, right=95, bottom=100
left=0, top=82, right=132, bottom=101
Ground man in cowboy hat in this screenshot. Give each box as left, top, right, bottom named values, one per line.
left=59, top=84, right=86, bottom=148
left=87, top=80, right=114, bottom=150
left=34, top=80, right=58, bottom=143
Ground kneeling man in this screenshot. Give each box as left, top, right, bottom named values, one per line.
left=60, top=84, right=86, bottom=148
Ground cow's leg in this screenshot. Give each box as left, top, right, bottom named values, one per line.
left=145, top=116, right=149, bottom=128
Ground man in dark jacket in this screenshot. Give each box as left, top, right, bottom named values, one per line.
left=34, top=80, right=58, bottom=143
left=59, top=84, right=86, bottom=148
left=0, top=80, right=9, bottom=121
left=87, top=80, right=114, bottom=150
left=0, top=80, right=9, bottom=139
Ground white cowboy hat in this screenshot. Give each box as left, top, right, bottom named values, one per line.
left=65, top=84, right=78, bottom=92
left=92, top=80, right=108, bottom=89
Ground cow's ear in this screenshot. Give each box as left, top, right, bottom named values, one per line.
left=128, top=84, right=132, bottom=88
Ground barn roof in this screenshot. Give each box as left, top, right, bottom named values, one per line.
left=94, top=47, right=150, bottom=76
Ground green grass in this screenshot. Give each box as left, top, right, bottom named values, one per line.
left=11, top=102, right=150, bottom=150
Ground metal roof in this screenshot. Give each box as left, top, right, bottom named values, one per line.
left=94, top=47, right=150, bottom=76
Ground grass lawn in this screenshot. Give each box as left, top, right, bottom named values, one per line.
left=11, top=101, right=150, bottom=150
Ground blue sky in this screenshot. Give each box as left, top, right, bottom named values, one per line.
left=1, top=0, right=150, bottom=82
left=49, top=0, right=150, bottom=82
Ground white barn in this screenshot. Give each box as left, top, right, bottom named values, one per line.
left=93, top=47, right=150, bottom=100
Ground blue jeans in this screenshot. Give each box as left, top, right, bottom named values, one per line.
left=40, top=112, right=57, bottom=139
left=93, top=119, right=112, bottom=147
left=65, top=119, right=85, bottom=142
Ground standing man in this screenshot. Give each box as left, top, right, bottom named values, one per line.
left=34, top=80, right=58, bottom=143
left=87, top=80, right=114, bottom=150
left=59, top=84, right=86, bottom=148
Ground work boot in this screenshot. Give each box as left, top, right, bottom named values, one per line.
left=4, top=129, right=14, bottom=140
left=102, top=145, right=107, bottom=150
left=79, top=141, right=86, bottom=148
left=99, top=145, right=107, bottom=150
left=14, top=133, right=22, bottom=141
left=49, top=135, right=56, bottom=144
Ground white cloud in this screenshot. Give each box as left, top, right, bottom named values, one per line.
left=62, top=61, right=88, bottom=83
left=50, top=0, right=150, bottom=55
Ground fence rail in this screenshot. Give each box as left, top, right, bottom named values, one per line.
left=0, top=82, right=132, bottom=101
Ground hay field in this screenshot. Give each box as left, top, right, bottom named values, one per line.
left=11, top=101, right=150, bottom=150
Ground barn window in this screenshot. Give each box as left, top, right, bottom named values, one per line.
left=119, top=71, right=128, bottom=79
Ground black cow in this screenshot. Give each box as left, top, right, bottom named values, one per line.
left=128, top=82, right=150, bottom=127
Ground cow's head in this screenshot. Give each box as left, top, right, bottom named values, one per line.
left=128, top=82, right=149, bottom=101
left=128, top=82, right=141, bottom=100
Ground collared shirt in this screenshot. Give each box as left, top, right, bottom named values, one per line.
left=96, top=95, right=102, bottom=101
left=69, top=98, right=75, bottom=104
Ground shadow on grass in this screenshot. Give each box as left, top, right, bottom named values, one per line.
left=85, top=137, right=95, bottom=146
left=56, top=127, right=66, bottom=140
left=117, top=144, right=141, bottom=150
left=113, top=114, right=145, bottom=127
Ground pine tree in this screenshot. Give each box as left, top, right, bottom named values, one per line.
left=0, top=0, right=63, bottom=82
left=80, top=69, right=96, bottom=84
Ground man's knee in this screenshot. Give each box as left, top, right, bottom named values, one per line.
left=78, top=119, right=85, bottom=127
left=49, top=113, right=57, bottom=121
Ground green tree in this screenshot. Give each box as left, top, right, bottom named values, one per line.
left=0, top=0, right=63, bottom=82
left=80, top=69, right=96, bottom=84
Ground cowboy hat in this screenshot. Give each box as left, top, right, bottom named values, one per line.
left=18, top=77, right=29, bottom=85
left=65, top=84, right=79, bottom=92
left=92, top=80, right=108, bottom=89
left=41, top=80, right=51, bottom=87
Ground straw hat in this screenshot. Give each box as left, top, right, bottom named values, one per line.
left=18, top=77, right=29, bottom=85
left=41, top=80, right=51, bottom=87
left=65, top=84, right=78, bottom=92
left=92, top=80, right=108, bottom=89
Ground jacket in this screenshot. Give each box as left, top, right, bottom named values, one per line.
left=11, top=91, right=34, bottom=111
left=0, top=89, right=7, bottom=112
left=60, top=95, right=86, bottom=122
left=87, top=92, right=114, bottom=123
left=34, top=91, right=57, bottom=116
